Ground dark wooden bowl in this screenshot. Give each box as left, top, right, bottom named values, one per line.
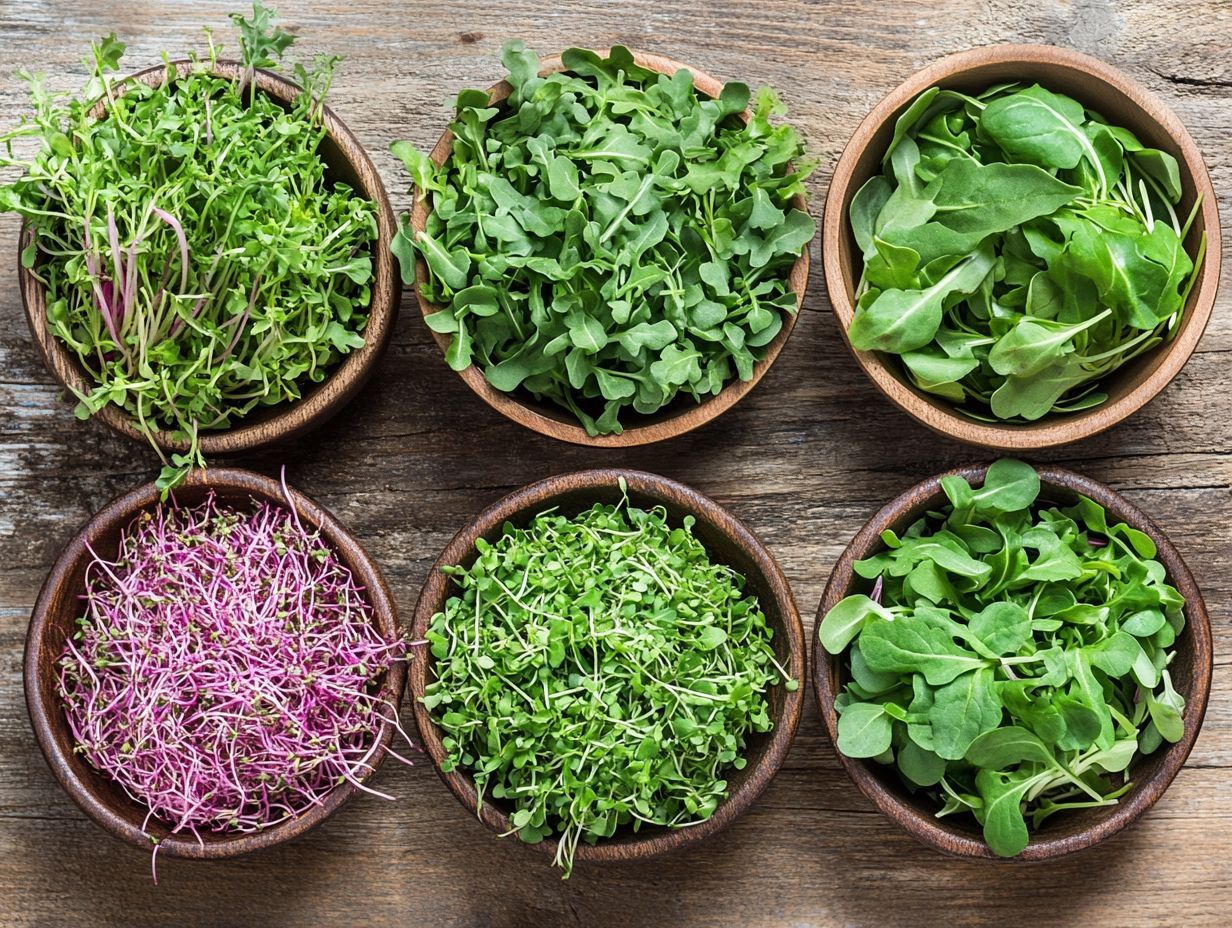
left=410, top=50, right=812, bottom=447
left=19, top=59, right=400, bottom=455
left=822, top=45, right=1221, bottom=450
left=811, top=463, right=1212, bottom=860
left=409, top=468, right=806, bottom=864
left=24, top=467, right=407, bottom=859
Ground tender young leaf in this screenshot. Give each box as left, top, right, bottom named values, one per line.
left=965, top=725, right=1057, bottom=769
left=859, top=614, right=990, bottom=686
left=819, top=594, right=892, bottom=654
left=970, top=458, right=1040, bottom=514
left=836, top=702, right=894, bottom=758
left=897, top=740, right=948, bottom=787
left=847, top=244, right=995, bottom=353
left=1085, top=631, right=1143, bottom=678
left=1145, top=670, right=1185, bottom=743
left=968, top=602, right=1031, bottom=656
left=976, top=768, right=1039, bottom=857
left=928, top=668, right=1003, bottom=760
left=980, top=85, right=1097, bottom=174
left=851, top=175, right=893, bottom=256
left=987, top=311, right=1111, bottom=378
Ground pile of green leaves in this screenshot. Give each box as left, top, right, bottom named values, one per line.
left=848, top=83, right=1204, bottom=421
left=424, top=485, right=795, bottom=876
left=393, top=42, right=814, bottom=436
left=0, top=2, right=377, bottom=488
left=818, top=459, right=1187, bottom=856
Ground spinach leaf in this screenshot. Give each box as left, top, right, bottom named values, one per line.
left=846, top=80, right=1205, bottom=423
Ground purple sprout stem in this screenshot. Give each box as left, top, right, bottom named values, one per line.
left=57, top=491, right=412, bottom=867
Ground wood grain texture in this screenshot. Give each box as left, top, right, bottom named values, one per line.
left=0, top=1, right=1230, bottom=926
left=410, top=51, right=811, bottom=447
left=408, top=468, right=805, bottom=862
left=812, top=463, right=1212, bottom=860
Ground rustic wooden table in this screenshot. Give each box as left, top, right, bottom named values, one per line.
left=1, top=1, right=1228, bottom=925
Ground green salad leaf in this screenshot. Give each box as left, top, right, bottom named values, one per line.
left=820, top=460, right=1188, bottom=857
left=394, top=41, right=814, bottom=436
left=847, top=82, right=1204, bottom=423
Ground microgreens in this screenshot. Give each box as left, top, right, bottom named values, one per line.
left=0, top=2, right=376, bottom=490
left=58, top=488, right=409, bottom=882
left=424, top=485, right=795, bottom=876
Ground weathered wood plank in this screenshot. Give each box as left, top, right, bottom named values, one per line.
left=0, top=1, right=1229, bottom=925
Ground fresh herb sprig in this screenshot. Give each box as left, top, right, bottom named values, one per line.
left=819, top=459, right=1187, bottom=856
left=393, top=42, right=814, bottom=436
left=424, top=486, right=795, bottom=876
left=847, top=84, right=1204, bottom=422
left=0, top=2, right=377, bottom=489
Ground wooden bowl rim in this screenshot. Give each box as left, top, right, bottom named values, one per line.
left=821, top=43, right=1222, bottom=450
left=409, top=48, right=812, bottom=447
left=19, top=58, right=400, bottom=455
left=23, top=467, right=407, bottom=859
left=409, top=468, right=806, bottom=862
left=810, top=462, right=1213, bottom=860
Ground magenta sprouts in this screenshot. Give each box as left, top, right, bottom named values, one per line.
left=57, top=490, right=408, bottom=875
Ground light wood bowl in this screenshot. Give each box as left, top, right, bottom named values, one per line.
left=409, top=469, right=805, bottom=865
left=811, top=463, right=1212, bottom=860
left=19, top=59, right=400, bottom=455
left=822, top=45, right=1221, bottom=449
left=410, top=50, right=812, bottom=447
left=24, top=468, right=406, bottom=859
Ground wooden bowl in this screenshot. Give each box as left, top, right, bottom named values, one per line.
left=823, top=45, right=1221, bottom=450
left=812, top=462, right=1212, bottom=860
left=410, top=468, right=805, bottom=864
left=19, top=59, right=400, bottom=455
left=410, top=50, right=812, bottom=447
left=24, top=467, right=407, bottom=859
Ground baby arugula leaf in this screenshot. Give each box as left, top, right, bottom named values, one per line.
left=393, top=43, right=814, bottom=435
left=818, top=460, right=1188, bottom=857
left=819, top=594, right=892, bottom=654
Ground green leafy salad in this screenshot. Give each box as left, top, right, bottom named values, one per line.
left=819, top=460, right=1187, bottom=856
left=848, top=83, right=1204, bottom=422
left=0, top=2, right=377, bottom=488
left=394, top=42, right=814, bottom=436
left=423, top=485, right=796, bottom=875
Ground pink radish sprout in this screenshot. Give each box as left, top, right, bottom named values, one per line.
left=57, top=490, right=409, bottom=882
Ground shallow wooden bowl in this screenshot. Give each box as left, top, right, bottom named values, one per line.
left=19, top=59, right=400, bottom=455
left=24, top=467, right=406, bottom=859
left=812, top=463, right=1212, bottom=860
left=410, top=468, right=805, bottom=865
left=823, top=45, right=1221, bottom=449
left=410, top=50, right=812, bottom=447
